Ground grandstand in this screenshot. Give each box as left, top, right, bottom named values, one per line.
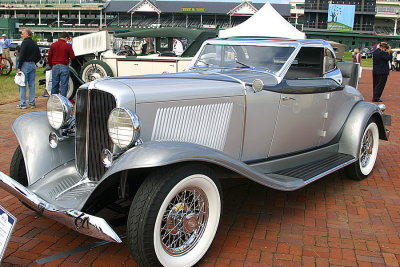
left=0, top=0, right=399, bottom=48
left=0, top=0, right=291, bottom=39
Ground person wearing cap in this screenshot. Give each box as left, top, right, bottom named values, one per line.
left=372, top=42, right=393, bottom=102
left=17, top=28, right=41, bottom=109
left=48, top=32, right=76, bottom=97
left=1, top=33, right=11, bottom=63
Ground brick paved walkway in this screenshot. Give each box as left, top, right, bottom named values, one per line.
left=0, top=69, right=399, bottom=266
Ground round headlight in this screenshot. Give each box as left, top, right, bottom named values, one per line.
left=108, top=108, right=141, bottom=149
left=47, top=94, right=73, bottom=130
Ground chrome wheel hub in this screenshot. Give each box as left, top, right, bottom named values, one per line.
left=360, top=129, right=374, bottom=168
left=161, top=186, right=208, bottom=256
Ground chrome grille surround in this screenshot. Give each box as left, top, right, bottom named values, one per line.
left=75, top=89, right=116, bottom=181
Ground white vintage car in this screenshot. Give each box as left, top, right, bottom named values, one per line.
left=60, top=28, right=216, bottom=99
left=0, top=37, right=390, bottom=267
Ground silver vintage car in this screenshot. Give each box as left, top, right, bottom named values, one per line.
left=0, top=38, right=390, bottom=266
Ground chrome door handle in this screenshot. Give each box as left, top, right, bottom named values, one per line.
left=281, top=96, right=296, bottom=101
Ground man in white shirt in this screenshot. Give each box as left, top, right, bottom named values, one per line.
left=173, top=38, right=184, bottom=56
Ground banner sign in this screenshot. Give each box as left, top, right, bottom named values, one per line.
left=0, top=206, right=17, bottom=262
left=327, top=4, right=355, bottom=31
left=181, top=7, right=206, bottom=12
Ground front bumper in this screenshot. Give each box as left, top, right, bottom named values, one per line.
left=0, top=171, right=122, bottom=243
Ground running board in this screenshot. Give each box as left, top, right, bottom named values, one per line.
left=266, top=153, right=356, bottom=185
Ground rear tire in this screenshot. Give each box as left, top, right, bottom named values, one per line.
left=127, top=164, right=222, bottom=267
left=345, top=119, right=379, bottom=180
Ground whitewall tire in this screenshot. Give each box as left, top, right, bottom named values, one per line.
left=345, top=119, right=379, bottom=180
left=127, top=164, right=222, bottom=267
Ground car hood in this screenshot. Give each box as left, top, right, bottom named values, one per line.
left=93, top=70, right=278, bottom=105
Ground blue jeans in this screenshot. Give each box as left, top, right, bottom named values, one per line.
left=18, top=62, right=36, bottom=106
left=51, top=64, right=69, bottom=97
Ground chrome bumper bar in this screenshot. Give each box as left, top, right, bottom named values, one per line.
left=0, top=171, right=122, bottom=243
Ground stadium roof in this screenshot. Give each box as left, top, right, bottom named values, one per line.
left=105, top=1, right=290, bottom=16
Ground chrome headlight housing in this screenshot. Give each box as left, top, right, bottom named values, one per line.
left=108, top=107, right=141, bottom=149
left=47, top=94, right=73, bottom=130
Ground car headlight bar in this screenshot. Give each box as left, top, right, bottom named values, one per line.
left=47, top=94, right=73, bottom=130
left=108, top=107, right=141, bottom=149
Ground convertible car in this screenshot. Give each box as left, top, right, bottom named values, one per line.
left=0, top=38, right=390, bottom=266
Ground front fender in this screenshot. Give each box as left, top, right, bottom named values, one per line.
left=339, top=101, right=386, bottom=157
left=101, top=141, right=307, bottom=191
left=12, top=112, right=75, bottom=185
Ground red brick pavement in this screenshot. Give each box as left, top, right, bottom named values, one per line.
left=0, top=69, right=399, bottom=266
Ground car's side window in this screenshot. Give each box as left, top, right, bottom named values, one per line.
left=284, top=47, right=324, bottom=79
left=323, top=48, right=336, bottom=73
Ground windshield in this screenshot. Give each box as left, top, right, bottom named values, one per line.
left=193, top=44, right=296, bottom=74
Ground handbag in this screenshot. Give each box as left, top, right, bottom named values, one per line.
left=14, top=72, right=25, bottom=86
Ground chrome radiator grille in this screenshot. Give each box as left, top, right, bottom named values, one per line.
left=75, top=89, right=116, bottom=181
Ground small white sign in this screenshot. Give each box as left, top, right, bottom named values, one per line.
left=0, top=206, right=17, bottom=263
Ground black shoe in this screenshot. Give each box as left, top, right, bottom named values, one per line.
left=372, top=98, right=383, bottom=102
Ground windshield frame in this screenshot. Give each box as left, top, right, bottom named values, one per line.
left=188, top=40, right=301, bottom=78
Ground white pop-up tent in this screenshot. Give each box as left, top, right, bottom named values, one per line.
left=219, top=3, right=305, bottom=39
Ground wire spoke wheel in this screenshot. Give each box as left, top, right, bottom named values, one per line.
left=80, top=60, right=113, bottom=82
left=161, top=186, right=208, bottom=256
left=360, top=128, right=374, bottom=168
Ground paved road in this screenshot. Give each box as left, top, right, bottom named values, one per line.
left=0, top=69, right=399, bottom=266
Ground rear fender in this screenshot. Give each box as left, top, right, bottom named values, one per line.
left=12, top=112, right=75, bottom=185
left=339, top=101, right=387, bottom=157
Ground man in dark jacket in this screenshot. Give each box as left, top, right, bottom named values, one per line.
left=17, top=28, right=41, bottom=109
left=48, top=32, right=75, bottom=97
left=372, top=42, right=393, bottom=102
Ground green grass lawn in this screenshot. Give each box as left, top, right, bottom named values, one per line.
left=343, top=52, right=372, bottom=68
left=0, top=67, right=46, bottom=105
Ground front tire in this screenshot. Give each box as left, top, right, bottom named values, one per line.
left=127, top=164, right=222, bottom=267
left=66, top=76, right=78, bottom=100
left=9, top=145, right=28, bottom=186
left=345, top=119, right=379, bottom=180
left=80, top=60, right=113, bottom=83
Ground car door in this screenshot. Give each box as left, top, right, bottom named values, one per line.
left=268, top=46, right=330, bottom=157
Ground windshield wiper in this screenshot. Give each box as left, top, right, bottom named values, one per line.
left=235, top=60, right=254, bottom=69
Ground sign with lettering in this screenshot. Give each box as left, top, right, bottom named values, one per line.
left=181, top=7, right=206, bottom=12
left=0, top=206, right=17, bottom=262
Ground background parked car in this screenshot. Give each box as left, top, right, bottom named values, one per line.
left=361, top=47, right=373, bottom=58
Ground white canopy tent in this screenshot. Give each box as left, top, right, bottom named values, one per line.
left=219, top=3, right=306, bottom=39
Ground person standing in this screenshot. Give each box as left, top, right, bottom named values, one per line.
left=353, top=48, right=361, bottom=63
left=17, top=28, right=41, bottom=109
left=0, top=36, right=3, bottom=57
left=47, top=32, right=75, bottom=97
left=173, top=38, right=184, bottom=56
left=372, top=42, right=392, bottom=102
left=1, top=34, right=11, bottom=63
